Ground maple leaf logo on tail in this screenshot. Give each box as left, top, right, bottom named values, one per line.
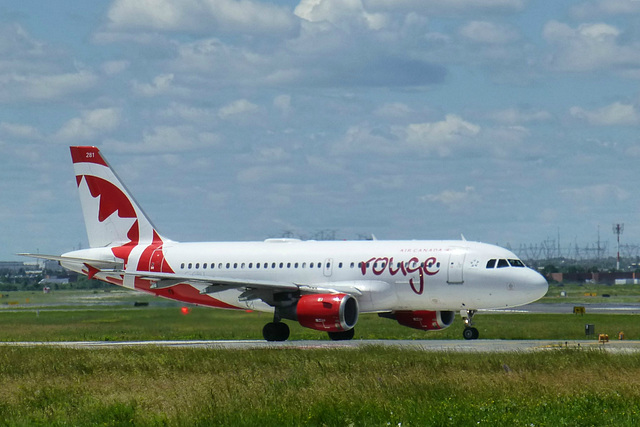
left=70, top=146, right=171, bottom=269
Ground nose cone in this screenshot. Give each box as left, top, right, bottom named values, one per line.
left=522, top=268, right=549, bottom=304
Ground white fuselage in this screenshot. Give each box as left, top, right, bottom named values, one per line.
left=62, top=238, right=548, bottom=314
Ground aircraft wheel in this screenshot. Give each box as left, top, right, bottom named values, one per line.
left=463, top=327, right=479, bottom=340
left=263, top=322, right=290, bottom=341
left=328, top=328, right=355, bottom=341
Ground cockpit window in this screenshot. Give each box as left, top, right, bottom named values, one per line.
left=486, top=259, right=496, bottom=268
left=496, top=259, right=510, bottom=268
left=508, top=259, right=525, bottom=267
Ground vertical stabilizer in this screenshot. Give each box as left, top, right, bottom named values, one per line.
left=70, top=146, right=166, bottom=256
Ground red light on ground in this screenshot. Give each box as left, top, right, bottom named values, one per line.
left=181, top=306, right=190, bottom=315
left=245, top=310, right=253, bottom=313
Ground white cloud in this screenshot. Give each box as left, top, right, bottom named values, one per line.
left=490, top=108, right=552, bottom=124
left=160, top=102, right=218, bottom=124
left=107, top=0, right=297, bottom=35
left=374, top=102, right=413, bottom=118
left=421, top=186, right=480, bottom=209
left=543, top=21, right=640, bottom=72
left=403, top=115, right=481, bottom=156
left=0, top=70, right=98, bottom=102
left=218, top=99, right=259, bottom=119
left=273, top=94, right=292, bottom=116
left=237, top=165, right=295, bottom=184
left=562, top=184, right=630, bottom=202
left=105, top=125, right=220, bottom=153
left=570, top=102, right=640, bottom=126
left=101, top=60, right=130, bottom=75
left=332, top=123, right=398, bottom=155
left=365, top=0, right=525, bottom=14
left=55, top=108, right=122, bottom=141
left=459, top=21, right=519, bottom=44
left=132, top=73, right=175, bottom=97
left=0, top=122, right=41, bottom=140
left=571, top=0, right=640, bottom=18
left=295, top=0, right=387, bottom=30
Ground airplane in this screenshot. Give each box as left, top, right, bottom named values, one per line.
left=23, top=146, right=548, bottom=341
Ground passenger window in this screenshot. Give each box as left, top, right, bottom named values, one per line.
left=181, top=263, right=185, bottom=269
left=234, top=263, right=238, bottom=269
left=226, top=263, right=230, bottom=269
left=338, top=262, right=343, bottom=268
left=350, top=262, right=355, bottom=268
left=294, top=263, right=298, bottom=268
left=302, top=262, right=306, bottom=268
left=203, top=263, right=207, bottom=269
left=279, top=263, right=283, bottom=268
left=256, top=263, right=260, bottom=269
left=497, top=259, right=509, bottom=268
left=264, top=263, right=268, bottom=268
left=486, top=259, right=496, bottom=268
left=188, top=263, right=192, bottom=269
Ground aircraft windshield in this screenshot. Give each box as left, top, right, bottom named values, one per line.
left=486, top=258, right=526, bottom=268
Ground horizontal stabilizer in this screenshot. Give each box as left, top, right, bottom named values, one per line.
left=18, top=253, right=124, bottom=271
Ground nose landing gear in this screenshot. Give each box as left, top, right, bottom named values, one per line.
left=461, top=309, right=479, bottom=340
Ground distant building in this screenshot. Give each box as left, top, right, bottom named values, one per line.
left=0, top=261, right=27, bottom=272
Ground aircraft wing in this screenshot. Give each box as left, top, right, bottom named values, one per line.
left=129, top=270, right=300, bottom=293
left=19, top=253, right=363, bottom=301
left=18, top=253, right=124, bottom=271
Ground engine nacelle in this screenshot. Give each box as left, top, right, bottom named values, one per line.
left=296, top=293, right=359, bottom=332
left=391, top=310, right=455, bottom=331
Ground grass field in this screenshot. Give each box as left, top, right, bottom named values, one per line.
left=0, top=305, right=638, bottom=341
left=542, top=282, right=640, bottom=304
left=1, top=288, right=640, bottom=425
left=0, top=346, right=639, bottom=426
left=0, top=287, right=638, bottom=341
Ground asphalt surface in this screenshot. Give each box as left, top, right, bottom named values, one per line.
left=486, top=302, right=640, bottom=314
left=1, top=339, right=639, bottom=352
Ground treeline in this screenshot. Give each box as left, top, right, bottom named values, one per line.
left=0, top=269, right=110, bottom=292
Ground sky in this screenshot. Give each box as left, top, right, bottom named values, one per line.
left=2, top=0, right=640, bottom=261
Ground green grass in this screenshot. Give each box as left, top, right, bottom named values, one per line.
left=0, top=307, right=637, bottom=341
left=542, top=282, right=640, bottom=304
left=1, top=290, right=640, bottom=425
left=0, top=347, right=638, bottom=426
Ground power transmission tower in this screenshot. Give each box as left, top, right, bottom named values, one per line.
left=613, top=223, right=624, bottom=270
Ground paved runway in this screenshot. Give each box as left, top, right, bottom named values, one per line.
left=488, top=302, right=640, bottom=315
left=2, top=339, right=640, bottom=352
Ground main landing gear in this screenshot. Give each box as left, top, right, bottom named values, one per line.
left=262, top=321, right=290, bottom=342
left=461, top=309, right=479, bottom=340
left=328, top=328, right=355, bottom=341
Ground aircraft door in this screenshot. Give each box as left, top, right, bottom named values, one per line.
left=149, top=248, right=164, bottom=272
left=447, top=250, right=465, bottom=284
left=323, top=258, right=333, bottom=277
